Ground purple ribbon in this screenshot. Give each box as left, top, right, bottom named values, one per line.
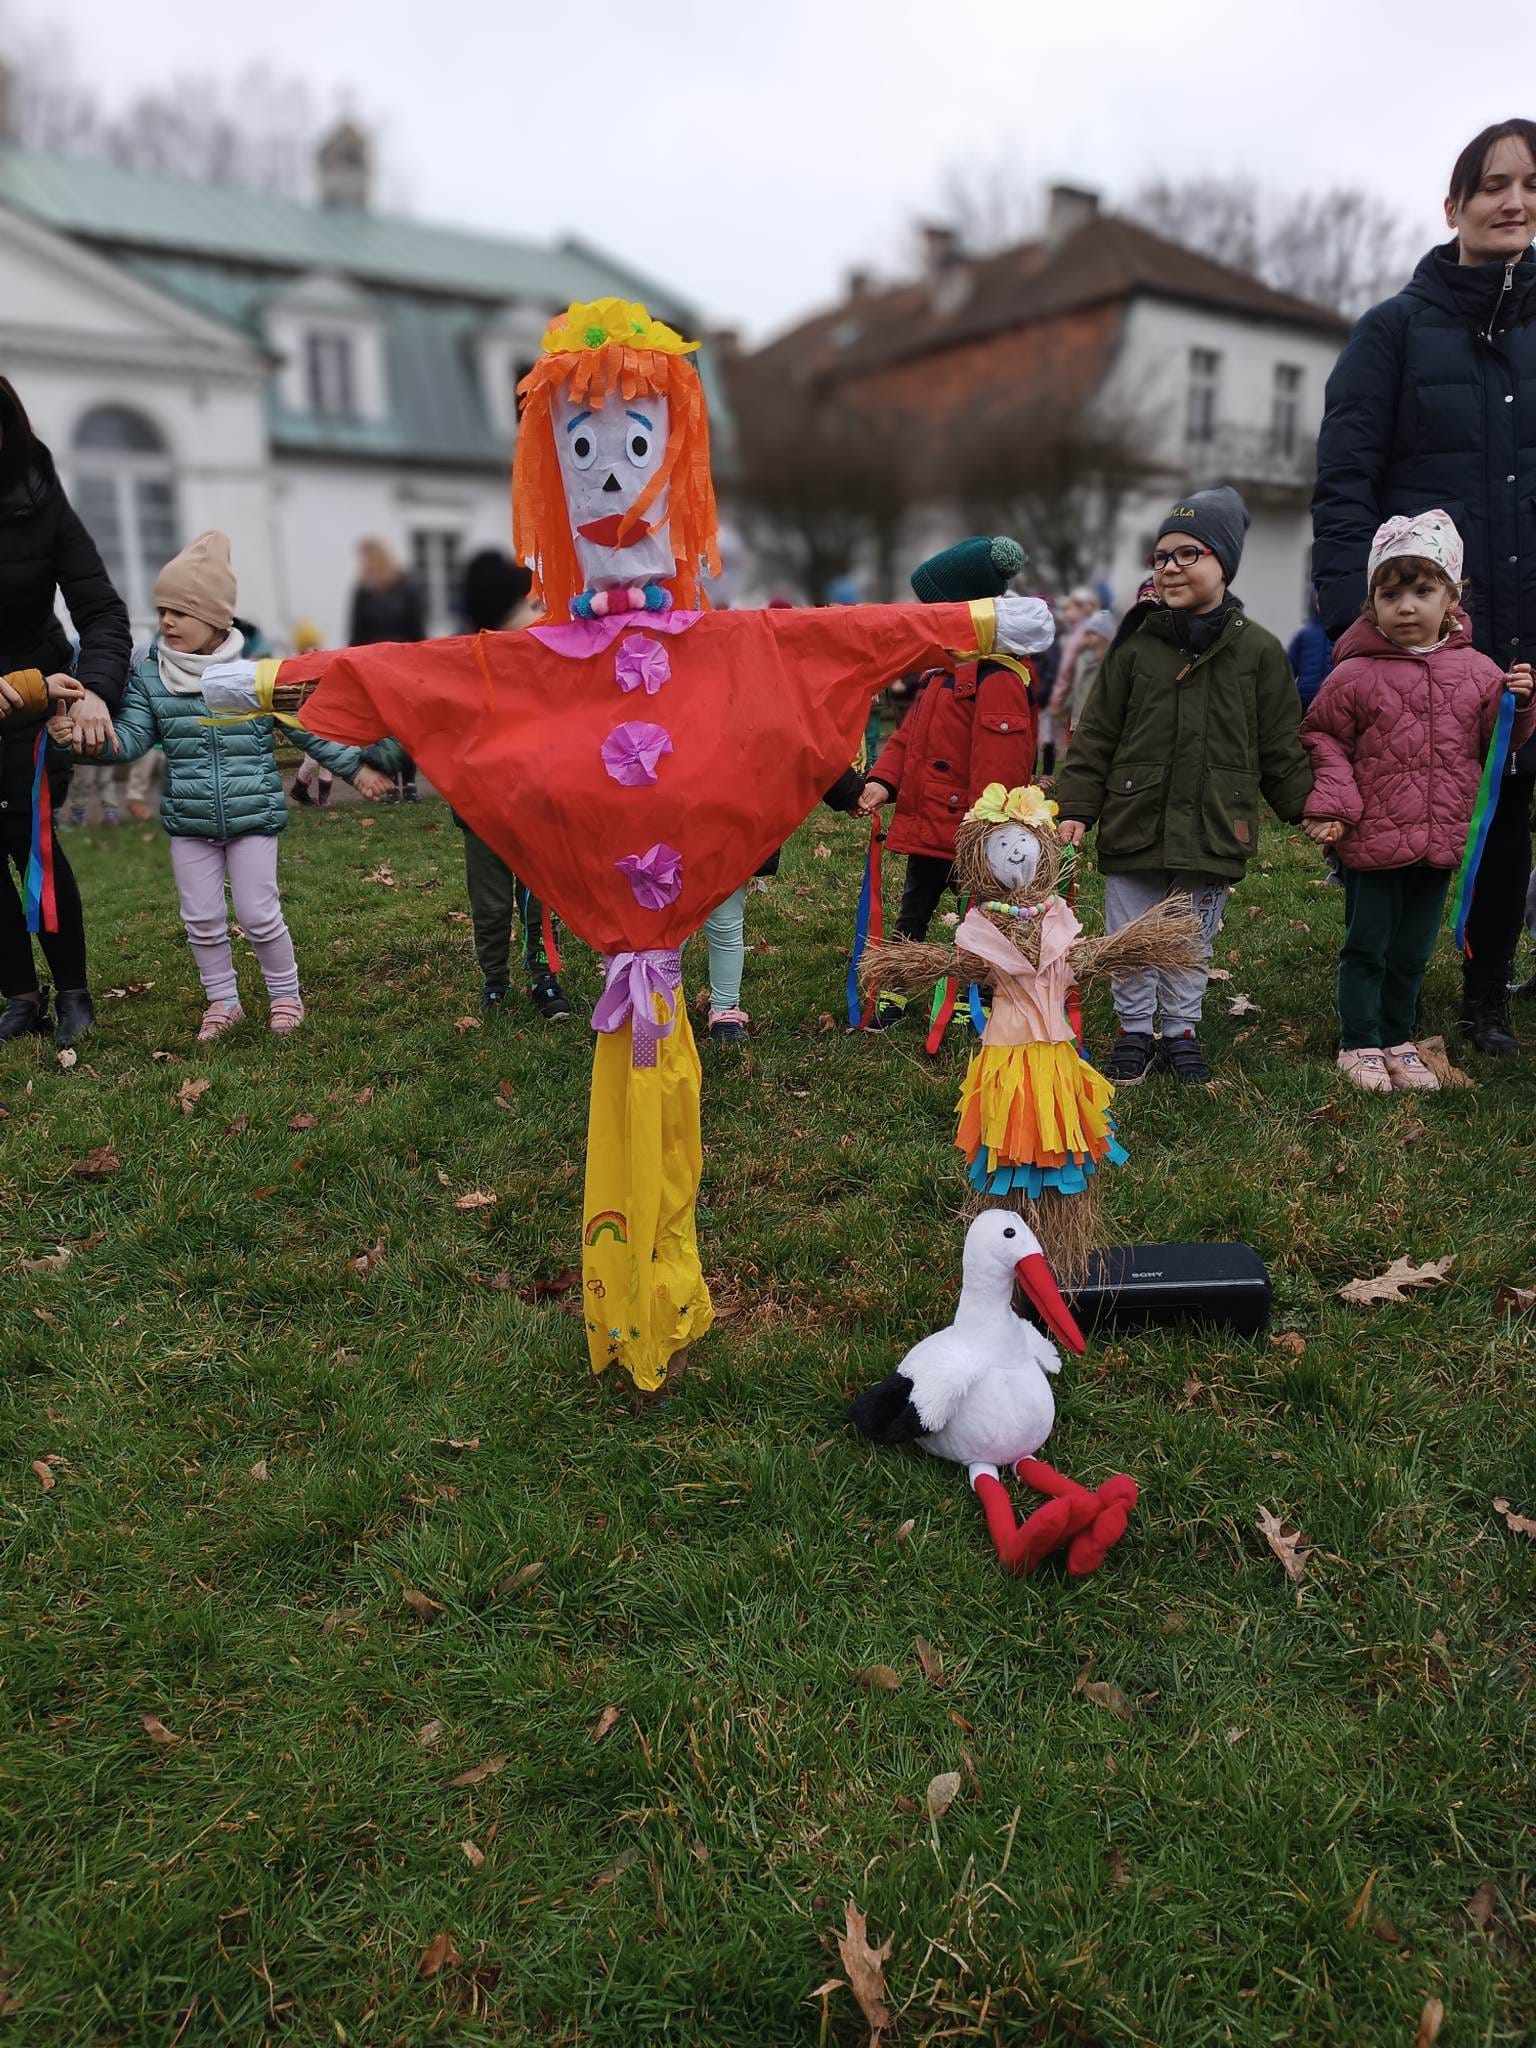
left=591, top=947, right=684, bottom=1069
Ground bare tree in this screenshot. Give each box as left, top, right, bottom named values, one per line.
left=1, top=6, right=362, bottom=200
left=1128, top=174, right=1413, bottom=319
left=925, top=148, right=1043, bottom=258
left=728, top=361, right=920, bottom=602
left=949, top=393, right=1161, bottom=594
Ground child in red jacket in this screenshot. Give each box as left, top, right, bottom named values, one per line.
left=859, top=535, right=1054, bottom=1028
left=1301, top=509, right=1535, bottom=1092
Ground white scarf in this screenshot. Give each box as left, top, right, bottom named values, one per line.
left=156, top=626, right=244, bottom=696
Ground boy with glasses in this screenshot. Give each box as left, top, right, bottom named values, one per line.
left=1053, top=487, right=1313, bottom=1083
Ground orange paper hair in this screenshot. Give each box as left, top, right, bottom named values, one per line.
left=513, top=345, right=721, bottom=623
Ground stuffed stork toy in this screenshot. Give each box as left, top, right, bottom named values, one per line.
left=850, top=1210, right=1137, bottom=1576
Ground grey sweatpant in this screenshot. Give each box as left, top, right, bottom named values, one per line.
left=1103, top=870, right=1230, bottom=1035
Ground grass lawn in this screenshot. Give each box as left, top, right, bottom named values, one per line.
left=2, top=794, right=1534, bottom=2047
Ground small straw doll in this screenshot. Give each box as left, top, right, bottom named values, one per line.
left=863, top=783, right=1202, bottom=1283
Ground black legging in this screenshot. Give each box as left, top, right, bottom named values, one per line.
left=0, top=749, right=87, bottom=998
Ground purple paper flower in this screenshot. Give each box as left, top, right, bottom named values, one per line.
left=601, top=720, right=674, bottom=788
left=614, top=633, right=670, bottom=696
left=616, top=843, right=684, bottom=912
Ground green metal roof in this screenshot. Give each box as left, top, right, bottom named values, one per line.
left=0, top=144, right=734, bottom=469
left=0, top=144, right=686, bottom=310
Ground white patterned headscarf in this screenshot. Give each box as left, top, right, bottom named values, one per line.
left=1368, top=508, right=1464, bottom=587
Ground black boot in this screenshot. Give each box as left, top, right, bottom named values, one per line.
left=54, top=988, right=96, bottom=1048
left=0, top=992, right=50, bottom=1040
left=1459, top=991, right=1519, bottom=1058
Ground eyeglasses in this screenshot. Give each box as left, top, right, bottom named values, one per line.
left=1149, top=544, right=1214, bottom=572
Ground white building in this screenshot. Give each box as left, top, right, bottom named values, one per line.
left=0, top=127, right=728, bottom=642
left=746, top=187, right=1349, bottom=636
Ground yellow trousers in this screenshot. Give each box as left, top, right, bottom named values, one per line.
left=581, top=1004, right=714, bottom=1389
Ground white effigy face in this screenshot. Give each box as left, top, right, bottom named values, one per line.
left=985, top=824, right=1044, bottom=892
left=553, top=389, right=675, bottom=592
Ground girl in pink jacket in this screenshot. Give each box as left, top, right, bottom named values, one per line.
left=1302, top=509, right=1535, bottom=1092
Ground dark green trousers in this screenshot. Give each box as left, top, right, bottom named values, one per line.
left=1339, top=865, right=1450, bottom=1049
left=459, top=823, right=549, bottom=990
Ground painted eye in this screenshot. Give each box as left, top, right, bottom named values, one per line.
left=1003, top=1227, right=1016, bottom=1239
left=625, top=424, right=652, bottom=466
left=568, top=429, right=597, bottom=471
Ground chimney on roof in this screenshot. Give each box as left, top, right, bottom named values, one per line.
left=846, top=266, right=873, bottom=301
left=919, top=222, right=964, bottom=282
left=0, top=60, right=16, bottom=145
left=1045, top=183, right=1099, bottom=248
left=711, top=327, right=741, bottom=358
left=316, top=120, right=372, bottom=211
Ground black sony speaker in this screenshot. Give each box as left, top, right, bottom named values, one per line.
left=1063, top=1242, right=1273, bottom=1337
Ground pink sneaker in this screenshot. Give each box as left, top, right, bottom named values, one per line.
left=707, top=1006, right=750, bottom=1043
left=1337, top=1047, right=1391, bottom=1093
left=269, top=996, right=305, bottom=1035
left=1383, top=1042, right=1439, bottom=1090
left=197, top=1000, right=244, bottom=1043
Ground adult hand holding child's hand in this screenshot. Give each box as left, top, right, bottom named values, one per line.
left=857, top=780, right=890, bottom=816
left=1506, top=661, right=1533, bottom=703
left=1303, top=818, right=1345, bottom=846
left=352, top=766, right=393, bottom=801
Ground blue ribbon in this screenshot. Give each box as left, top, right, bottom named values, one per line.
left=967, top=983, right=988, bottom=1036
left=1451, top=688, right=1517, bottom=952
left=846, top=825, right=881, bottom=1027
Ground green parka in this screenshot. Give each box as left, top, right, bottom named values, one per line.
left=96, top=652, right=365, bottom=840
left=1054, top=605, right=1314, bottom=881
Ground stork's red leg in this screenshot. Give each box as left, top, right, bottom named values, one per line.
left=1066, top=1477, right=1140, bottom=1576
left=973, top=1473, right=1025, bottom=1573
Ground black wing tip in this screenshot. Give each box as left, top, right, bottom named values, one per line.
left=848, top=1371, right=924, bottom=1444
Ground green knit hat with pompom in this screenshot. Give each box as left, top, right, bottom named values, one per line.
left=910, top=535, right=1026, bottom=604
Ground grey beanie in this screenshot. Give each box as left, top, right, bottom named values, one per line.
left=1156, top=485, right=1250, bottom=583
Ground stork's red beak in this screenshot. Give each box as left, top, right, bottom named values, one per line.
left=1014, top=1252, right=1086, bottom=1355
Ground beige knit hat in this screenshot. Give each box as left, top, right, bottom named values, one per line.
left=154, top=531, right=237, bottom=633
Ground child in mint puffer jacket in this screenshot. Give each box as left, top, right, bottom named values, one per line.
left=53, top=533, right=392, bottom=1040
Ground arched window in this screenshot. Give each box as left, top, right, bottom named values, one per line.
left=72, top=405, right=180, bottom=623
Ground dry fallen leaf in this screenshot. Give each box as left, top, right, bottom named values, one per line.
left=453, top=1015, right=482, bottom=1034
left=453, top=1190, right=498, bottom=1211
left=176, top=1077, right=210, bottom=1116
left=894, top=1518, right=916, bottom=1545
left=924, top=1769, right=961, bottom=1820
left=1492, top=1498, right=1536, bottom=1538
left=142, top=1714, right=182, bottom=1746
left=19, top=1246, right=72, bottom=1274
left=224, top=1114, right=250, bottom=1136
left=1104, top=1847, right=1131, bottom=1888
left=31, top=1458, right=58, bottom=1492
left=1257, top=1505, right=1310, bottom=1583
left=513, top=1267, right=581, bottom=1303
left=435, top=1437, right=481, bottom=1454
left=417, top=1932, right=459, bottom=1979
left=852, top=1664, right=902, bottom=1693
left=1269, top=1331, right=1306, bottom=1358
left=442, top=1756, right=506, bottom=1789
left=1416, top=1997, right=1444, bottom=2048
left=1207, top=966, right=1232, bottom=981
left=70, top=1146, right=121, bottom=1178
left=1415, top=1035, right=1472, bottom=1088
left=1495, top=1282, right=1536, bottom=1314
left=249, top=1459, right=270, bottom=1483
left=836, top=1900, right=893, bottom=2044
left=592, top=1705, right=621, bottom=1743
left=590, top=1847, right=641, bottom=1890
left=1228, top=993, right=1260, bottom=1016
left=367, top=863, right=396, bottom=888
left=1344, top=1869, right=1378, bottom=1932
left=813, top=842, right=831, bottom=859
left=1337, top=1255, right=1454, bottom=1306
left=460, top=1840, right=485, bottom=1871
left=401, top=1587, right=446, bottom=1620
left=497, top=1561, right=545, bottom=1594
left=287, top=1112, right=318, bottom=1131
left=416, top=1719, right=445, bottom=1748
left=56, top=1047, right=77, bottom=1070
left=914, top=1636, right=945, bottom=1686
left=349, top=1240, right=386, bottom=1278
left=1079, top=1679, right=1135, bottom=1722
left=354, top=1085, right=374, bottom=1106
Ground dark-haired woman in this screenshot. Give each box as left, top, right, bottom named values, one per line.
left=0, top=377, right=131, bottom=1044
left=1313, top=119, right=1536, bottom=1056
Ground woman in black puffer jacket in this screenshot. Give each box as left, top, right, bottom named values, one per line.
left=0, top=377, right=131, bottom=1046
left=1312, top=119, right=1536, bottom=1056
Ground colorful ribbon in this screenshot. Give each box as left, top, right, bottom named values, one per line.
left=23, top=729, right=57, bottom=935
left=846, top=814, right=885, bottom=1027
left=1449, top=689, right=1517, bottom=954
left=592, top=947, right=683, bottom=1069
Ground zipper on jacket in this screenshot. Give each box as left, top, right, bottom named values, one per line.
left=210, top=715, right=227, bottom=840
left=1483, top=260, right=1515, bottom=344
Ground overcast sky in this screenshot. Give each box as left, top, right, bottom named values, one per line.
left=34, top=0, right=1536, bottom=338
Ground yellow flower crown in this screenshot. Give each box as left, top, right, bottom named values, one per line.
left=968, top=783, right=1059, bottom=829
left=540, top=298, right=699, bottom=357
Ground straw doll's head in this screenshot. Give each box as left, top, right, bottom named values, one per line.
left=953, top=785, right=1072, bottom=966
